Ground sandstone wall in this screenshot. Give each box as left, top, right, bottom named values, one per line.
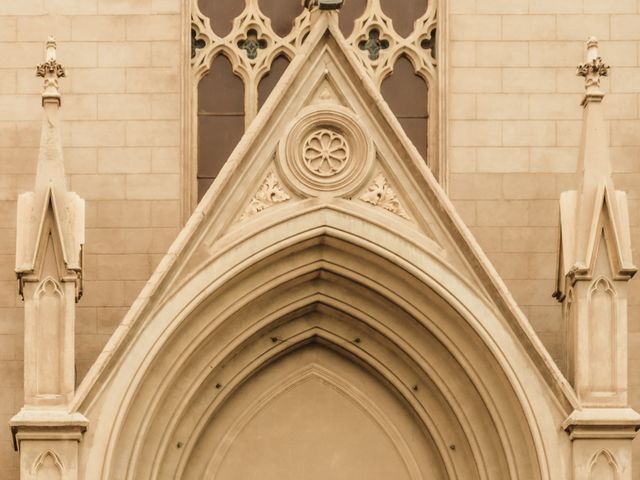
left=446, top=0, right=640, bottom=471
left=0, top=0, right=638, bottom=478
left=0, top=0, right=183, bottom=477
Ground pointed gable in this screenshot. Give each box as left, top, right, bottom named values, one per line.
left=75, top=10, right=574, bottom=412
left=15, top=37, right=84, bottom=299
left=556, top=38, right=636, bottom=300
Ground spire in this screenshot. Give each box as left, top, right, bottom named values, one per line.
left=555, top=37, right=635, bottom=289
left=36, top=36, right=66, bottom=106
left=577, top=37, right=609, bottom=104
left=15, top=36, right=84, bottom=297
left=33, top=37, right=69, bottom=204
left=575, top=38, right=612, bottom=196
left=556, top=36, right=636, bottom=406
left=558, top=38, right=640, bottom=475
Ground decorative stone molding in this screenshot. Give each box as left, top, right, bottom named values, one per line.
left=32, top=450, right=64, bottom=475
left=302, top=128, right=349, bottom=177
left=11, top=37, right=88, bottom=480
left=36, top=37, right=65, bottom=105
left=346, top=0, right=436, bottom=88
left=577, top=37, right=609, bottom=103
left=241, top=171, right=290, bottom=220
left=277, top=106, right=373, bottom=198
left=191, top=0, right=311, bottom=126
left=589, top=449, right=619, bottom=475
left=557, top=37, right=639, bottom=480
left=184, top=0, right=445, bottom=220
left=359, top=173, right=409, bottom=219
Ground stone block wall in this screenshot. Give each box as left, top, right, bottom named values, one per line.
left=446, top=0, right=640, bottom=471
left=0, top=1, right=182, bottom=478
left=0, top=0, right=639, bottom=478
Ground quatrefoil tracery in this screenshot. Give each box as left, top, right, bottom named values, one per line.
left=191, top=0, right=438, bottom=124
left=237, top=28, right=268, bottom=60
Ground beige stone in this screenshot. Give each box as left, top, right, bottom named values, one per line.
left=71, top=15, right=126, bottom=41
left=475, top=42, right=529, bottom=67
left=451, top=67, right=502, bottom=93
left=125, top=15, right=180, bottom=41
left=611, top=15, right=640, bottom=41
left=98, top=42, right=151, bottom=67
left=530, top=41, right=584, bottom=67
left=556, top=15, right=610, bottom=41
left=503, top=120, right=556, bottom=146
left=503, top=173, right=558, bottom=199
left=449, top=41, right=475, bottom=67
left=503, top=68, right=556, bottom=93
left=450, top=15, right=501, bottom=41
left=2, top=5, right=640, bottom=480
left=502, top=15, right=555, bottom=41
left=450, top=120, right=502, bottom=146
left=97, top=147, right=151, bottom=173
left=125, top=173, right=179, bottom=199
left=476, top=147, right=529, bottom=173
left=476, top=93, right=528, bottom=119
left=125, top=67, right=179, bottom=93
left=97, top=94, right=151, bottom=120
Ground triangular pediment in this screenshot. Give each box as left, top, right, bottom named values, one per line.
left=75, top=12, right=576, bottom=413
left=176, top=16, right=487, bottom=291
left=558, top=184, right=635, bottom=284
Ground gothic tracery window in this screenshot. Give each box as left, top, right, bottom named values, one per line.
left=191, top=0, right=438, bottom=202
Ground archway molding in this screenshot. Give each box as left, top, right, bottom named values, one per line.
left=75, top=206, right=571, bottom=480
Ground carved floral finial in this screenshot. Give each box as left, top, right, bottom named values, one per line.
left=576, top=37, right=609, bottom=102
left=36, top=36, right=66, bottom=105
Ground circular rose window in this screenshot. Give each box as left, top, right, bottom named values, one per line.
left=278, top=106, right=373, bottom=198
left=302, top=128, right=350, bottom=177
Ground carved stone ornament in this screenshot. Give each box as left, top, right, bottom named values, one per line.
left=360, top=173, right=409, bottom=219
left=302, top=128, right=349, bottom=177
left=241, top=171, right=290, bottom=220
left=36, top=37, right=66, bottom=104
left=32, top=450, right=64, bottom=474
left=576, top=37, right=609, bottom=101
left=36, top=59, right=66, bottom=79
left=278, top=106, right=374, bottom=198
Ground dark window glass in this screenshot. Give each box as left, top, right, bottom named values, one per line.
left=259, top=0, right=304, bottom=37
left=338, top=0, right=366, bottom=37
left=198, top=0, right=244, bottom=37
left=380, top=0, right=428, bottom=37
left=381, top=55, right=428, bottom=160
left=197, top=54, right=245, bottom=200
left=258, top=55, right=290, bottom=109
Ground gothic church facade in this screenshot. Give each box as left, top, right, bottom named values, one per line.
left=1, top=0, right=640, bottom=479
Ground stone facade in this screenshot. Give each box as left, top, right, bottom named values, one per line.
left=0, top=0, right=639, bottom=478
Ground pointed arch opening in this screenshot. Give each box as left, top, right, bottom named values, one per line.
left=589, top=449, right=620, bottom=480
left=75, top=207, right=564, bottom=480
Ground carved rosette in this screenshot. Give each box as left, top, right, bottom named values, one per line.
left=302, top=129, right=349, bottom=177
left=277, top=106, right=374, bottom=198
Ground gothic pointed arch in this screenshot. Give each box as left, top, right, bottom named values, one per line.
left=32, top=450, right=64, bottom=477
left=72, top=12, right=576, bottom=479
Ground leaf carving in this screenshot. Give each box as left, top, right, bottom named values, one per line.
left=359, top=173, right=409, bottom=219
left=241, top=172, right=290, bottom=220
